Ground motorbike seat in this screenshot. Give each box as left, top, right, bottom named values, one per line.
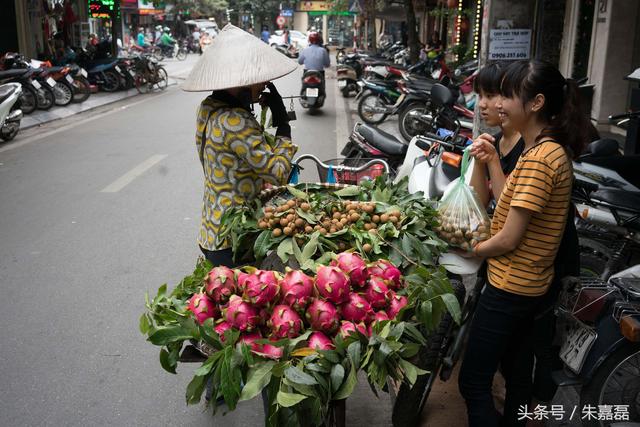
left=0, top=69, right=28, bottom=80
left=591, top=188, right=640, bottom=213
left=357, top=123, right=407, bottom=157
left=406, top=79, right=434, bottom=91
left=0, top=84, right=17, bottom=104
left=46, top=66, right=64, bottom=73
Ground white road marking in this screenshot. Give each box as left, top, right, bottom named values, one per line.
left=100, top=154, right=167, bottom=193
left=334, top=75, right=349, bottom=158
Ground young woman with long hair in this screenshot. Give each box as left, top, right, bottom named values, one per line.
left=458, top=59, right=590, bottom=427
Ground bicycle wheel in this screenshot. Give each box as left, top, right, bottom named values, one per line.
left=152, top=47, right=165, bottom=61
left=154, top=67, right=168, bottom=90
left=176, top=48, right=187, bottom=61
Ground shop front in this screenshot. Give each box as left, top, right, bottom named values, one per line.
left=294, top=0, right=358, bottom=47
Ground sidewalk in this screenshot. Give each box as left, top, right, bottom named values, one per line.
left=20, top=55, right=199, bottom=130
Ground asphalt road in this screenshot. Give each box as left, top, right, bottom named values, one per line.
left=0, top=55, right=395, bottom=427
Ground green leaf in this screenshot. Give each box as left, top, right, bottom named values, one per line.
left=139, top=313, right=151, bottom=335
left=239, top=361, right=275, bottom=401
left=330, top=364, right=345, bottom=393
left=194, top=354, right=219, bottom=376
left=296, top=208, right=317, bottom=224
left=347, top=342, right=362, bottom=371
left=159, top=348, right=177, bottom=374
left=441, top=293, right=462, bottom=324
left=148, top=325, right=195, bottom=346
left=185, top=374, right=208, bottom=405
left=334, top=186, right=360, bottom=197
left=254, top=230, right=273, bottom=260
left=277, top=239, right=294, bottom=263
left=399, top=359, right=419, bottom=386
left=333, top=362, right=357, bottom=400
left=276, top=390, right=308, bottom=407
left=301, top=232, right=320, bottom=261
left=285, top=366, right=318, bottom=385
left=287, top=185, right=309, bottom=200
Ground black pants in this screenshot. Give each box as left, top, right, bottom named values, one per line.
left=199, top=246, right=236, bottom=268
left=459, top=283, right=544, bottom=427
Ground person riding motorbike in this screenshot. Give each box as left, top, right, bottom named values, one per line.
left=182, top=24, right=299, bottom=267
left=158, top=27, right=176, bottom=56
left=298, top=32, right=330, bottom=94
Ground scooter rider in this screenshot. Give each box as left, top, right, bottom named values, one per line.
left=298, top=32, right=330, bottom=94
left=158, top=26, right=176, bottom=55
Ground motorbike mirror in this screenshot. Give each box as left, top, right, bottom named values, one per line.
left=454, top=69, right=461, bottom=77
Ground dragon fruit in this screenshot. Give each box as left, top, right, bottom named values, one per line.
left=306, top=299, right=340, bottom=333
left=237, top=271, right=251, bottom=289
left=243, top=270, right=280, bottom=307
left=214, top=321, right=233, bottom=341
left=338, top=321, right=358, bottom=338
left=340, top=293, right=374, bottom=323
left=204, top=266, right=236, bottom=303
left=364, top=276, right=391, bottom=309
left=367, top=260, right=402, bottom=289
left=373, top=311, right=390, bottom=322
left=281, top=270, right=314, bottom=310
left=187, top=292, right=218, bottom=325
left=332, top=252, right=368, bottom=287
left=269, top=305, right=304, bottom=338
left=225, top=295, right=260, bottom=331
left=387, top=293, right=409, bottom=319
left=354, top=322, right=369, bottom=337
left=315, top=265, right=350, bottom=304
left=238, top=331, right=262, bottom=351
left=256, top=341, right=284, bottom=360
left=308, top=331, right=334, bottom=350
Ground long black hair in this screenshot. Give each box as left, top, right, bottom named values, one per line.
left=500, top=60, right=590, bottom=158
left=473, top=61, right=507, bottom=95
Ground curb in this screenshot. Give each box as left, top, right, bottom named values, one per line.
left=19, top=78, right=179, bottom=131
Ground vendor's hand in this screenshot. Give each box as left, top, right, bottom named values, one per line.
left=259, top=83, right=288, bottom=127
left=469, top=133, right=498, bottom=164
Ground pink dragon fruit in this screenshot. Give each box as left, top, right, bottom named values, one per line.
left=214, top=321, right=233, bottom=341
left=315, top=265, right=350, bottom=304
left=367, top=260, right=402, bottom=289
left=187, top=292, right=218, bottom=325
left=225, top=295, right=261, bottom=331
left=306, top=299, right=340, bottom=333
left=373, top=311, right=390, bottom=322
left=364, top=276, right=391, bottom=310
left=269, top=305, right=304, bottom=338
left=340, top=293, right=374, bottom=323
left=332, top=252, right=368, bottom=287
left=281, top=270, right=314, bottom=310
left=354, top=322, right=369, bottom=337
left=237, top=271, right=251, bottom=289
left=243, top=270, right=280, bottom=307
left=338, top=321, right=358, bottom=338
left=204, top=266, right=236, bottom=303
left=387, top=293, right=409, bottom=319
left=308, top=331, right=334, bottom=350
left=238, top=331, right=262, bottom=351
left=255, top=340, right=284, bottom=360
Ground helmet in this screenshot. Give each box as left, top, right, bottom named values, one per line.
left=308, top=32, right=320, bottom=45
left=163, top=26, right=170, bottom=32
left=155, top=25, right=162, bottom=30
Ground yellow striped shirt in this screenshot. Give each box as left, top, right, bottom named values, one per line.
left=487, top=141, right=572, bottom=296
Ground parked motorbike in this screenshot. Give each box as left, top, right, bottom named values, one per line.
left=75, top=48, right=123, bottom=93
left=340, top=122, right=408, bottom=173
left=0, top=82, right=23, bottom=141
left=553, top=267, right=640, bottom=427
left=337, top=54, right=364, bottom=97
left=131, top=54, right=168, bottom=94
left=275, top=44, right=299, bottom=58
left=299, top=70, right=325, bottom=111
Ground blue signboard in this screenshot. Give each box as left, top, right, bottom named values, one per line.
left=281, top=9, right=293, bottom=17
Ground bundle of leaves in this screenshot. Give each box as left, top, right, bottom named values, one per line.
left=219, top=177, right=448, bottom=273
left=140, top=254, right=460, bottom=427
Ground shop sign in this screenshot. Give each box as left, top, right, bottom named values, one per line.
left=488, top=29, right=531, bottom=60
left=281, top=9, right=294, bottom=17
left=138, top=0, right=163, bottom=14
left=121, top=0, right=138, bottom=9
left=297, top=1, right=332, bottom=12
left=89, top=0, right=114, bottom=18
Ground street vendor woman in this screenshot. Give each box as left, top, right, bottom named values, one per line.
left=182, top=24, right=299, bottom=267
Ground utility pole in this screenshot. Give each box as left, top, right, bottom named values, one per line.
left=110, top=0, right=121, bottom=57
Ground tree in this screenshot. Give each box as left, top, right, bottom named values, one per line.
left=404, top=0, right=419, bottom=63
left=156, top=0, right=229, bottom=19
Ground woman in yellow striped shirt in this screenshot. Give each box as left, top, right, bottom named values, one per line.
left=458, top=60, right=592, bottom=427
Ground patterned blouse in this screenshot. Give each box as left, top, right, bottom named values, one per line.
left=196, top=95, right=298, bottom=251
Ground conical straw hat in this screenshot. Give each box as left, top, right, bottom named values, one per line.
left=182, top=24, right=298, bottom=92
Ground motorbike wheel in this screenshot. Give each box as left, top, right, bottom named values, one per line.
left=579, top=343, right=640, bottom=427
left=341, top=87, right=351, bottom=98
left=18, top=85, right=37, bottom=114
left=154, top=67, right=168, bottom=90
left=391, top=279, right=466, bottom=427
left=101, top=70, right=121, bottom=92
left=71, top=77, right=91, bottom=103
left=53, top=81, right=74, bottom=106
left=36, top=85, right=55, bottom=110
left=152, top=47, right=165, bottom=61
left=176, top=48, right=187, bottom=61
left=357, top=93, right=389, bottom=125
left=399, top=102, right=434, bottom=142
left=135, top=73, right=151, bottom=94
left=578, top=237, right=615, bottom=279
left=0, top=122, right=20, bottom=142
